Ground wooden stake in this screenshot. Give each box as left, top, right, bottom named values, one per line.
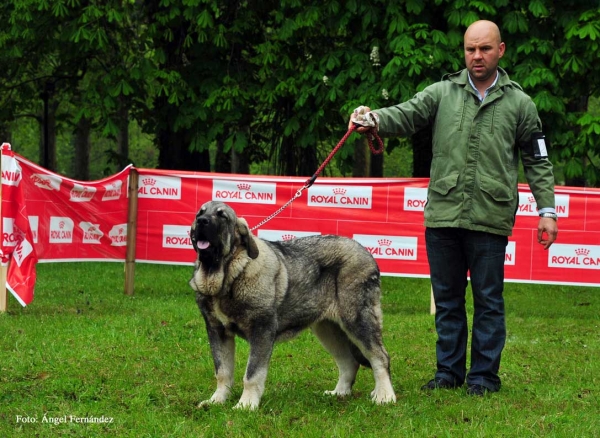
left=124, top=168, right=139, bottom=296
left=0, top=147, right=7, bottom=312
left=0, top=264, right=7, bottom=313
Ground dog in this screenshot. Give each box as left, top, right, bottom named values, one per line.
left=189, top=201, right=396, bottom=410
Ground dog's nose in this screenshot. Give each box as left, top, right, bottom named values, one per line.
left=198, top=216, right=210, bottom=226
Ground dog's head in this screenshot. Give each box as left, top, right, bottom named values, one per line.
left=191, top=201, right=259, bottom=265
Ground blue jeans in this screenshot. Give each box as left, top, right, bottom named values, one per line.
left=425, top=227, right=508, bottom=392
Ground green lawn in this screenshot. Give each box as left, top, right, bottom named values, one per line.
left=0, top=262, right=597, bottom=437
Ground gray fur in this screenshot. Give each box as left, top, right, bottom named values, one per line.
left=189, top=201, right=396, bottom=410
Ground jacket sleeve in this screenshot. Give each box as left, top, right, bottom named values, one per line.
left=373, top=84, right=439, bottom=138
left=518, top=97, right=556, bottom=209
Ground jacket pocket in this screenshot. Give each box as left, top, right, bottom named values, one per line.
left=471, top=174, right=516, bottom=232
left=479, top=175, right=513, bottom=202
left=429, top=172, right=459, bottom=195
left=425, top=172, right=461, bottom=222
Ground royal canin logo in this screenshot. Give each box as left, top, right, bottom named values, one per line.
left=138, top=176, right=181, bottom=200
left=109, top=224, right=128, bottom=247
left=162, top=225, right=193, bottom=248
left=70, top=185, right=96, bottom=202
left=575, top=248, right=590, bottom=256
left=102, top=181, right=122, bottom=201
left=212, top=180, right=276, bottom=204
left=354, top=234, right=418, bottom=260
left=49, top=217, right=74, bottom=243
left=549, top=244, right=599, bottom=270
left=281, top=234, right=296, bottom=241
left=307, top=184, right=372, bottom=209
left=30, top=174, right=60, bottom=191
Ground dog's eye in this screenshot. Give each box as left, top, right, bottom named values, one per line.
left=217, top=209, right=227, bottom=219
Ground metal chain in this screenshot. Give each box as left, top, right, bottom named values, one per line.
left=250, top=184, right=308, bottom=231
left=249, top=125, right=384, bottom=232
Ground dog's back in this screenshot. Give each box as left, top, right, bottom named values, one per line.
left=258, top=234, right=382, bottom=341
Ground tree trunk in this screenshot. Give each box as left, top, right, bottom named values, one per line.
left=353, top=137, right=369, bottom=177
left=564, top=96, right=589, bottom=187
left=411, top=126, right=433, bottom=177
left=116, top=98, right=130, bottom=169
left=0, top=121, right=11, bottom=145
left=214, top=136, right=230, bottom=173
left=39, top=98, right=58, bottom=172
left=157, top=125, right=210, bottom=171
left=370, top=142, right=384, bottom=177
left=73, top=117, right=92, bottom=180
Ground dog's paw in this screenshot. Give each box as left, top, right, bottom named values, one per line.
left=197, top=400, right=213, bottom=410
left=324, top=389, right=351, bottom=397
left=233, top=400, right=259, bottom=410
left=197, top=388, right=231, bottom=409
left=370, top=388, right=396, bottom=404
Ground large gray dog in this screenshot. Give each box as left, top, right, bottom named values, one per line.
left=189, top=201, right=396, bottom=410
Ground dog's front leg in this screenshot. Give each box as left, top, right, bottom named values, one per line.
left=234, top=324, right=276, bottom=410
left=199, top=323, right=235, bottom=408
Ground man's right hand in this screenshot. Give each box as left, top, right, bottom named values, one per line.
left=349, top=106, right=375, bottom=134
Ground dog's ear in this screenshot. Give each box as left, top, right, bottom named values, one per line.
left=236, top=217, right=259, bottom=259
left=190, top=218, right=198, bottom=253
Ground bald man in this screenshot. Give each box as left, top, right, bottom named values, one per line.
left=350, top=20, right=557, bottom=396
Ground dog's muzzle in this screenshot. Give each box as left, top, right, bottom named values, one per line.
left=191, top=216, right=213, bottom=252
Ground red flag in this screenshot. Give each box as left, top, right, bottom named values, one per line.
left=1, top=144, right=38, bottom=306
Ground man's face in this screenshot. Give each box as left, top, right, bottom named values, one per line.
left=464, top=25, right=505, bottom=85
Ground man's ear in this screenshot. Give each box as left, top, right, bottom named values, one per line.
left=236, top=218, right=259, bottom=259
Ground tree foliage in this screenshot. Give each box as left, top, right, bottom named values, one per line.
left=0, top=0, right=598, bottom=185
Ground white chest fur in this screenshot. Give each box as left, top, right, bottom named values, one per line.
left=212, top=300, right=231, bottom=326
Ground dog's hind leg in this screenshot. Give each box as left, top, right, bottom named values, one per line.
left=311, top=320, right=360, bottom=397
left=199, top=324, right=236, bottom=408
left=365, top=344, right=396, bottom=404
left=340, top=308, right=396, bottom=404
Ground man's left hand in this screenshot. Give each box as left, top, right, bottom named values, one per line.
left=537, top=218, right=558, bottom=249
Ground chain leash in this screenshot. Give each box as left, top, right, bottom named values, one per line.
left=250, top=125, right=384, bottom=232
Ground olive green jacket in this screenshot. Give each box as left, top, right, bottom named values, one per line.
left=374, top=67, right=556, bottom=236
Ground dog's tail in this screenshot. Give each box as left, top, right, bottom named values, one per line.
left=350, top=342, right=371, bottom=368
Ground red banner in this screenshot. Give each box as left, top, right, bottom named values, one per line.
left=2, top=150, right=599, bottom=307
left=1, top=145, right=38, bottom=305
left=134, top=169, right=600, bottom=287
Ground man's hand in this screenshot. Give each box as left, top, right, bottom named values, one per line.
left=349, top=106, right=375, bottom=134
left=537, top=217, right=558, bottom=250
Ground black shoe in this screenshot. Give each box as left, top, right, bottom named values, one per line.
left=421, top=378, right=458, bottom=390
left=466, top=384, right=488, bottom=396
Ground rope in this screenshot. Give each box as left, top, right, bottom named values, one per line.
left=250, top=125, right=384, bottom=232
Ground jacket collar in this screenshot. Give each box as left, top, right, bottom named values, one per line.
left=443, top=67, right=517, bottom=91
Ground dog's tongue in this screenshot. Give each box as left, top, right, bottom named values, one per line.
left=197, top=241, right=210, bottom=250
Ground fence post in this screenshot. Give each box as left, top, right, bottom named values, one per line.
left=430, top=285, right=435, bottom=315
left=0, top=264, right=7, bottom=313
left=124, top=168, right=139, bottom=296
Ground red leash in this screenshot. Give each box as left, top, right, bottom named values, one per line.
left=303, top=124, right=384, bottom=188
left=250, top=125, right=384, bottom=231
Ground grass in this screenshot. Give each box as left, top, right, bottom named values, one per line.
left=0, top=262, right=598, bottom=437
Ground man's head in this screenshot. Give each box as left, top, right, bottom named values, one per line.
left=464, top=20, right=505, bottom=88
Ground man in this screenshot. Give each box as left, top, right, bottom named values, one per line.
left=350, top=20, right=558, bottom=396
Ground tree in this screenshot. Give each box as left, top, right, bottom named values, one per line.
left=1, top=0, right=599, bottom=186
